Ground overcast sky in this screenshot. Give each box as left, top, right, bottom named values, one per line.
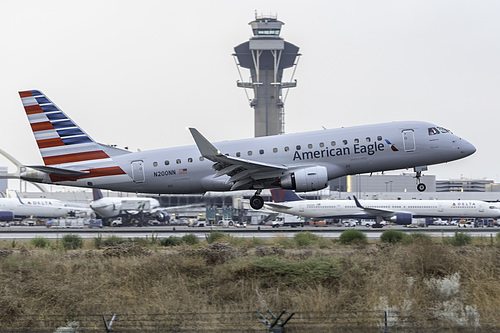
left=1, top=0, right=499, bottom=190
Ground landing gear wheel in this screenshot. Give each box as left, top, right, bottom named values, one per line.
left=250, top=195, right=265, bottom=210
left=417, top=183, right=426, bottom=192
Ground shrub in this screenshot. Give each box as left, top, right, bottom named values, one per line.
left=443, top=232, right=472, bottom=246
left=182, top=234, right=199, bottom=245
left=102, top=235, right=126, bottom=247
left=61, top=234, right=83, bottom=250
left=205, top=230, right=226, bottom=244
left=339, top=229, right=367, bottom=245
left=161, top=236, right=183, bottom=247
left=31, top=237, right=50, bottom=248
left=294, top=231, right=319, bottom=247
left=406, top=232, right=432, bottom=245
left=380, top=229, right=405, bottom=243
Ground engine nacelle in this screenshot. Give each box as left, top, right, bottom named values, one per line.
left=0, top=211, right=14, bottom=222
left=155, top=211, right=170, bottom=223
left=387, top=213, right=413, bottom=225
left=281, top=166, right=329, bottom=192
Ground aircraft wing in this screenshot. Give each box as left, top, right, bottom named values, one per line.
left=189, top=128, right=289, bottom=190
left=353, top=196, right=396, bottom=218
left=264, top=202, right=293, bottom=210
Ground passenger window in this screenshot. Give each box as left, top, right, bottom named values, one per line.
left=199, top=157, right=204, bottom=161
left=319, top=142, right=324, bottom=148
left=259, top=149, right=264, bottom=155
left=284, top=146, right=290, bottom=152
left=354, top=138, right=359, bottom=144
left=343, top=140, right=348, bottom=145
left=164, top=160, right=170, bottom=166
left=236, top=152, right=241, bottom=157
left=296, top=145, right=301, bottom=150
left=377, top=136, right=382, bottom=141
left=248, top=151, right=253, bottom=156
left=308, top=144, right=313, bottom=149
left=331, top=141, right=336, bottom=146
left=188, top=158, right=193, bottom=163
left=153, top=162, right=158, bottom=167
left=366, top=137, right=371, bottom=142
left=273, top=148, right=278, bottom=153
left=176, top=159, right=181, bottom=164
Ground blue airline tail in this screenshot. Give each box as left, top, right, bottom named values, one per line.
left=92, top=188, right=104, bottom=201
left=270, top=189, right=303, bottom=203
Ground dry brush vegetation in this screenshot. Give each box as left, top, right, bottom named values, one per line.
left=0, top=231, right=500, bottom=331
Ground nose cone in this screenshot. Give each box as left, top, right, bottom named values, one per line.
left=458, top=138, right=476, bottom=157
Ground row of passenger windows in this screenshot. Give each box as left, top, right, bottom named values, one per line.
left=151, top=135, right=385, bottom=167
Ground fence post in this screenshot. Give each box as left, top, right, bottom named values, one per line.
left=384, top=310, right=388, bottom=333
left=255, top=308, right=295, bottom=332
left=102, top=314, right=116, bottom=333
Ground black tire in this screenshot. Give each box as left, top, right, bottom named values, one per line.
left=250, top=195, right=264, bottom=210
left=417, top=183, right=426, bottom=192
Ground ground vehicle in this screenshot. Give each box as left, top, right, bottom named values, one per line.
left=342, top=219, right=358, bottom=227
left=218, top=219, right=235, bottom=227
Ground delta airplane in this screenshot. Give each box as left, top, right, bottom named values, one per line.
left=266, top=190, right=500, bottom=225
left=0, top=193, right=92, bottom=222
left=9, top=90, right=476, bottom=210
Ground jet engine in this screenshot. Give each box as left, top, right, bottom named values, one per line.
left=280, top=166, right=329, bottom=192
left=0, top=211, right=14, bottom=222
left=387, top=213, right=413, bottom=225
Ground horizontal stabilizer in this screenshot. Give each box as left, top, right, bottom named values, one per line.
left=26, top=165, right=89, bottom=177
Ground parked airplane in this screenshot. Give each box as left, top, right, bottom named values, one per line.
left=11, top=90, right=475, bottom=210
left=89, top=189, right=168, bottom=225
left=267, top=190, right=500, bottom=225
left=0, top=192, right=92, bottom=222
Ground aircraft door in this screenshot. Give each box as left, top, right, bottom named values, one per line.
left=402, top=130, right=416, bottom=152
left=131, top=160, right=145, bottom=183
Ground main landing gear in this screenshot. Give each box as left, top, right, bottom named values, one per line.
left=415, top=166, right=427, bottom=192
left=250, top=190, right=265, bottom=210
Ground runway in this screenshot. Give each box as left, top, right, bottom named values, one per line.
left=0, top=225, right=498, bottom=241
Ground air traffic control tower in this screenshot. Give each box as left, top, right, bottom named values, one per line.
left=233, top=14, right=300, bottom=137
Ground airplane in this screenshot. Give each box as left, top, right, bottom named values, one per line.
left=0, top=192, right=92, bottom=222
left=266, top=189, right=500, bottom=225
left=9, top=90, right=476, bottom=210
left=89, top=189, right=169, bottom=225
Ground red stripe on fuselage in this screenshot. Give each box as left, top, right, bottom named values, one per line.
left=49, top=166, right=127, bottom=182
left=43, top=151, right=110, bottom=165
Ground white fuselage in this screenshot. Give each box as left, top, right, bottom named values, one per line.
left=23, top=121, right=475, bottom=195
left=0, top=198, right=91, bottom=220
left=89, top=197, right=160, bottom=218
left=266, top=199, right=500, bottom=220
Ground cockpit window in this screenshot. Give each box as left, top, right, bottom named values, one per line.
left=437, top=126, right=451, bottom=134
left=428, top=127, right=439, bottom=135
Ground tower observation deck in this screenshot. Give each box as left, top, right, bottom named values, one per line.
left=233, top=14, right=300, bottom=137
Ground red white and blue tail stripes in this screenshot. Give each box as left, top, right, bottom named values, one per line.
left=19, top=90, right=126, bottom=181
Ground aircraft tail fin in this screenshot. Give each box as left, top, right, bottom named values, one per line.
left=19, top=90, right=128, bottom=182
left=92, top=188, right=104, bottom=201
left=271, top=189, right=303, bottom=203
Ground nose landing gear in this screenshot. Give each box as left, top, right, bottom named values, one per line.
left=414, top=166, right=428, bottom=192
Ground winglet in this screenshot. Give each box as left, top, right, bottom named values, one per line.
left=353, top=195, right=364, bottom=209
left=188, top=128, right=221, bottom=161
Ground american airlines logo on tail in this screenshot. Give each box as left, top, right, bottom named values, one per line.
left=18, top=90, right=126, bottom=181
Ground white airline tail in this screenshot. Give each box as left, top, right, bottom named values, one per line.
left=19, top=90, right=128, bottom=182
